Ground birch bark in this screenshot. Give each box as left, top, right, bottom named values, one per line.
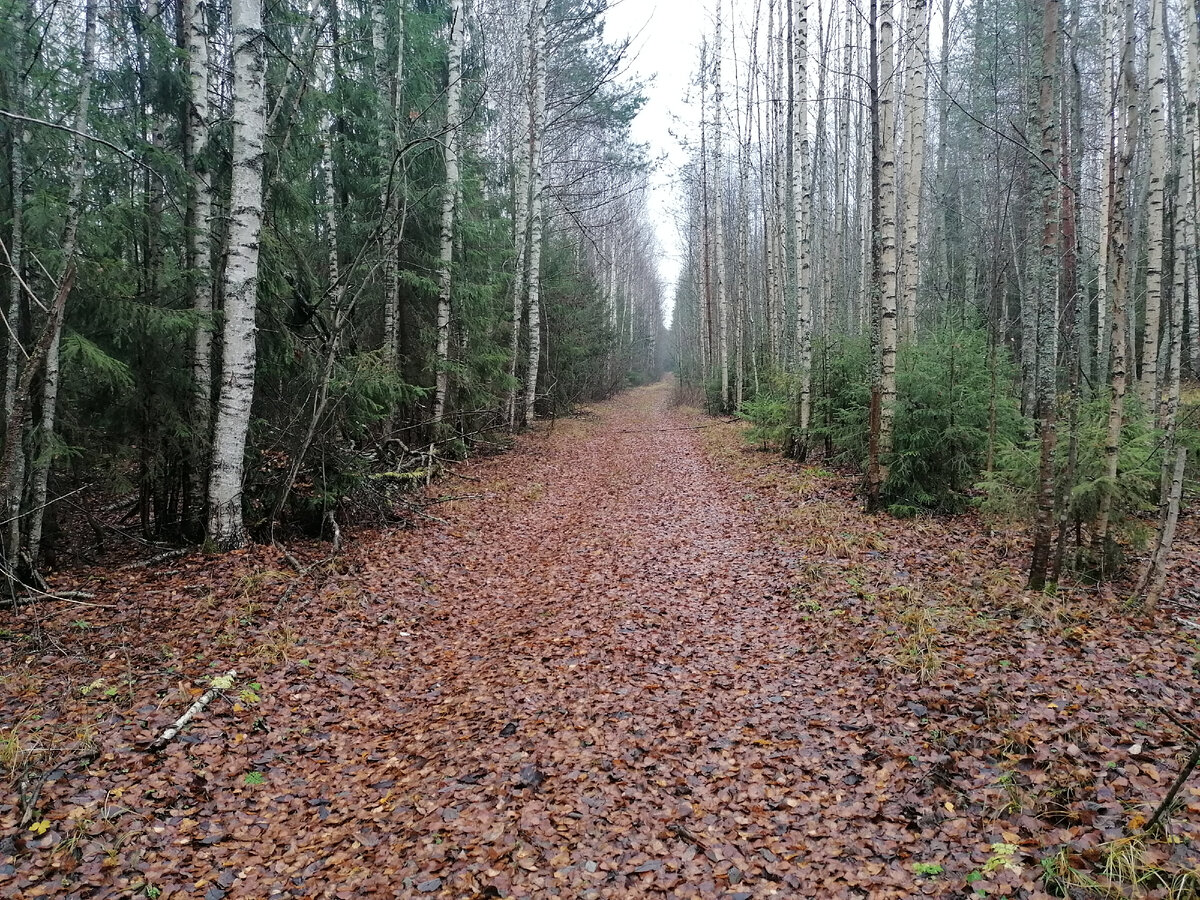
left=714, top=4, right=729, bottom=410
left=432, top=0, right=465, bottom=426
left=507, top=8, right=531, bottom=428
left=522, top=0, right=548, bottom=426
left=792, top=0, right=811, bottom=435
left=878, top=0, right=898, bottom=479
left=207, top=0, right=266, bottom=550
left=26, top=0, right=98, bottom=564
left=1139, top=0, right=1167, bottom=407
left=185, top=0, right=214, bottom=531
left=378, top=0, right=406, bottom=369
left=899, top=0, right=927, bottom=343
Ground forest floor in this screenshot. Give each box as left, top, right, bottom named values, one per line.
left=4, top=379, right=1200, bottom=899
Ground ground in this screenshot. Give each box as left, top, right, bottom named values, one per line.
left=3, top=380, right=1200, bottom=899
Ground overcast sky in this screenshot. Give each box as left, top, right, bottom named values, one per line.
left=603, top=0, right=707, bottom=319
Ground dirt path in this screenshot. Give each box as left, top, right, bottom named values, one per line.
left=337, top=381, right=835, bottom=897
left=7, top=380, right=1200, bottom=899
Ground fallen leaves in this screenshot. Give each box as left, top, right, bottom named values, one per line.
left=2, top=381, right=1200, bottom=898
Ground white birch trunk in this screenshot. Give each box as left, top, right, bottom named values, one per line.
left=523, top=0, right=548, bottom=426
left=26, top=0, right=97, bottom=563
left=899, top=0, right=927, bottom=343
left=432, top=0, right=465, bottom=426
left=207, top=0, right=266, bottom=550
left=378, top=0, right=406, bottom=368
left=792, top=0, right=812, bottom=433
left=764, top=0, right=780, bottom=366
left=878, top=0, right=898, bottom=466
left=185, top=0, right=215, bottom=530
left=1094, top=0, right=1116, bottom=375
left=1095, top=3, right=1136, bottom=550
left=1141, top=446, right=1186, bottom=607
left=714, top=5, right=729, bottom=410
left=1140, top=0, right=1167, bottom=407
left=507, top=10, right=531, bottom=428
left=772, top=10, right=787, bottom=363
left=1182, top=0, right=1199, bottom=376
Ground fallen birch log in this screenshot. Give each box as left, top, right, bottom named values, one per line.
left=147, top=670, right=236, bottom=751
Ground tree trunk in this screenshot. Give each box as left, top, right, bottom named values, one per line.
left=25, top=0, right=98, bottom=565
left=1180, top=0, right=1199, bottom=377
left=714, top=5, right=729, bottom=411
left=207, top=0, right=266, bottom=550
left=792, top=0, right=812, bottom=440
left=523, top=0, right=548, bottom=427
left=1139, top=447, right=1186, bottom=609
left=867, top=0, right=884, bottom=508
left=507, top=7, right=531, bottom=429
left=378, top=0, right=406, bottom=370
left=1026, top=0, right=1061, bottom=592
left=1139, top=0, right=1167, bottom=408
left=899, top=0, right=927, bottom=343
left=2, top=0, right=30, bottom=565
left=184, top=0, right=215, bottom=535
left=432, top=0, right=464, bottom=427
left=874, top=0, right=898, bottom=499
left=1094, top=0, right=1137, bottom=555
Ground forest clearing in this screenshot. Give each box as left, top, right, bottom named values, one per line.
left=2, top=380, right=1200, bottom=898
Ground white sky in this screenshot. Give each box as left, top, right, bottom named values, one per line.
left=603, top=0, right=706, bottom=320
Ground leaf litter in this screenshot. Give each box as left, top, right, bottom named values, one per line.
left=2, top=380, right=1200, bottom=898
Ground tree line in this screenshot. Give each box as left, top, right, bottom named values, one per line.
left=0, top=0, right=667, bottom=585
left=673, top=0, right=1198, bottom=599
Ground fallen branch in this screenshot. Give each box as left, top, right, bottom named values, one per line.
left=0, top=590, right=103, bottom=611
left=613, top=422, right=734, bottom=435
left=118, top=548, right=188, bottom=571
left=1144, top=742, right=1200, bottom=833
left=398, top=502, right=450, bottom=526
left=273, top=539, right=304, bottom=573
left=147, top=670, right=236, bottom=751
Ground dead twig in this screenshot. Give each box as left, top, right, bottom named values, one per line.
left=118, top=548, right=188, bottom=571
left=146, top=670, right=236, bottom=752
left=19, top=748, right=100, bottom=827
left=1144, top=743, right=1200, bottom=834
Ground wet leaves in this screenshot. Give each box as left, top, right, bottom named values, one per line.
left=2, top=383, right=1199, bottom=897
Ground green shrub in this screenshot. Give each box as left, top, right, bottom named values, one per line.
left=704, top=378, right=727, bottom=416
left=977, top=393, right=1164, bottom=574
left=737, top=388, right=792, bottom=451
left=813, top=328, right=1021, bottom=512
left=811, top=336, right=872, bottom=463
left=886, top=329, right=1023, bottom=512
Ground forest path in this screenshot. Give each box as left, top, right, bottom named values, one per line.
left=344, top=378, right=836, bottom=896
left=16, top=381, right=1200, bottom=899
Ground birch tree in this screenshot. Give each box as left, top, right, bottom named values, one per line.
left=792, top=0, right=812, bottom=443
left=23, top=0, right=98, bottom=567
left=185, top=0, right=215, bottom=531
left=432, top=0, right=465, bottom=427
left=1138, top=0, right=1167, bottom=407
left=898, top=0, right=927, bottom=343
left=714, top=3, right=730, bottom=410
left=207, top=0, right=266, bottom=549
left=522, top=0, right=548, bottom=426
left=867, top=0, right=898, bottom=509
left=1026, top=0, right=1061, bottom=590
